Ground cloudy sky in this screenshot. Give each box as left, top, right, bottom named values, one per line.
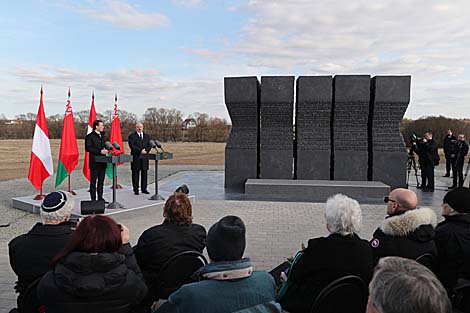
left=0, top=0, right=469, bottom=121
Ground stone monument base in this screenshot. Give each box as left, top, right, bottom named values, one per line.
left=245, top=179, right=390, bottom=203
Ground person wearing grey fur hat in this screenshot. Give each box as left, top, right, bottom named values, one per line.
left=8, top=191, right=75, bottom=311
left=436, top=187, right=470, bottom=293
left=156, top=216, right=281, bottom=313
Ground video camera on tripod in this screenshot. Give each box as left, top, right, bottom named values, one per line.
left=406, top=132, right=421, bottom=189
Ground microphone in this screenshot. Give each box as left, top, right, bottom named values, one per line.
left=155, top=140, right=165, bottom=152
left=149, top=139, right=157, bottom=149
left=112, top=142, right=121, bottom=150
left=104, top=141, right=113, bottom=150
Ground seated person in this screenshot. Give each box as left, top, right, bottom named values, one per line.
left=156, top=215, right=281, bottom=313
left=277, top=194, right=373, bottom=313
left=37, top=215, right=147, bottom=312
left=435, top=187, right=470, bottom=292
left=133, top=192, right=206, bottom=310
left=371, top=188, right=437, bottom=264
left=367, top=256, right=451, bottom=313
left=8, top=191, right=74, bottom=310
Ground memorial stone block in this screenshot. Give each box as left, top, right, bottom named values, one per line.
left=296, top=76, right=332, bottom=180
left=260, top=76, right=295, bottom=179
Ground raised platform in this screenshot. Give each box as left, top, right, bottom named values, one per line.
left=245, top=179, right=390, bottom=203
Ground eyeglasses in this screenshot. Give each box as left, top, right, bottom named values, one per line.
left=383, top=196, right=397, bottom=203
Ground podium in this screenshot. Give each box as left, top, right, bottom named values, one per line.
left=141, top=152, right=173, bottom=200
left=96, top=154, right=132, bottom=209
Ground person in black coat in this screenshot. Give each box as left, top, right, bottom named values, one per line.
left=85, top=119, right=109, bottom=201
left=277, top=194, right=373, bottom=313
left=435, top=187, right=470, bottom=292
left=371, top=188, right=437, bottom=265
left=415, top=131, right=439, bottom=192
left=8, top=191, right=74, bottom=310
left=134, top=192, right=206, bottom=312
left=443, top=129, right=457, bottom=177
left=37, top=215, right=147, bottom=313
left=449, top=134, right=469, bottom=189
left=128, top=122, right=152, bottom=195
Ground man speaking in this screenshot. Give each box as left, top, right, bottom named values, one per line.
left=85, top=120, right=109, bottom=201
left=128, top=122, right=151, bottom=195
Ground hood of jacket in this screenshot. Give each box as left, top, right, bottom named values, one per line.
left=380, top=207, right=437, bottom=237
left=192, top=258, right=253, bottom=281
left=53, top=251, right=128, bottom=297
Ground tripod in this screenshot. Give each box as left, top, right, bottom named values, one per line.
left=462, top=158, right=470, bottom=186
left=406, top=147, right=421, bottom=189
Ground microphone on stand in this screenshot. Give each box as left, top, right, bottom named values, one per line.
left=112, top=142, right=121, bottom=150
left=104, top=141, right=114, bottom=150
left=155, top=140, right=165, bottom=152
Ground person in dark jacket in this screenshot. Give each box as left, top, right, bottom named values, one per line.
left=414, top=131, right=439, bottom=192
left=128, top=122, right=152, bottom=195
left=134, top=192, right=206, bottom=312
left=371, top=188, right=437, bottom=265
left=443, top=129, right=457, bottom=177
left=156, top=215, right=281, bottom=313
left=449, top=134, right=469, bottom=189
left=85, top=119, right=109, bottom=201
left=278, top=194, right=373, bottom=313
left=37, top=215, right=147, bottom=313
left=8, top=191, right=74, bottom=311
left=435, top=187, right=470, bottom=292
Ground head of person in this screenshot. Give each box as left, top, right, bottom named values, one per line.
left=40, top=191, right=73, bottom=225
left=442, top=187, right=470, bottom=216
left=135, top=122, right=144, bottom=133
left=424, top=131, right=433, bottom=140
left=163, top=192, right=193, bottom=226
left=366, top=256, right=451, bottom=313
left=384, top=188, right=418, bottom=216
left=206, top=215, right=246, bottom=262
left=447, top=129, right=453, bottom=135
left=93, top=119, right=104, bottom=132
left=52, top=215, right=122, bottom=265
left=458, top=133, right=466, bottom=142
left=324, top=194, right=362, bottom=236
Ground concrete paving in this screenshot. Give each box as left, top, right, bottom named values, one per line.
left=0, top=163, right=454, bottom=311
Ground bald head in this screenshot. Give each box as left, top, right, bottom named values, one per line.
left=386, top=188, right=418, bottom=215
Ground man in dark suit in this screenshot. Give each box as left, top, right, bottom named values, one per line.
left=128, top=122, right=151, bottom=195
left=85, top=120, right=109, bottom=201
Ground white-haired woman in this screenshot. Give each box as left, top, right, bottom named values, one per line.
left=277, top=194, right=374, bottom=313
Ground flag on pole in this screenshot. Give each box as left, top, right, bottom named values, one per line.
left=83, top=92, right=96, bottom=181
left=106, top=94, right=125, bottom=179
left=28, top=86, right=54, bottom=190
left=55, top=88, right=79, bottom=187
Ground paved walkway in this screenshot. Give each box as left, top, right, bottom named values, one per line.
left=0, top=164, right=450, bottom=311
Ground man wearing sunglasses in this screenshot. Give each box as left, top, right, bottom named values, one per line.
left=370, top=188, right=437, bottom=265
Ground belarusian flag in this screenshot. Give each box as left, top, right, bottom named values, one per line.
left=55, top=89, right=79, bottom=187
left=106, top=94, right=125, bottom=179
left=28, top=86, right=54, bottom=190
left=83, top=92, right=96, bottom=181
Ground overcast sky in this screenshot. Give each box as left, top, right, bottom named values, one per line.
left=0, top=0, right=469, bottom=121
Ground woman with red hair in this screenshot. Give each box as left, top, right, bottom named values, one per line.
left=38, top=215, right=147, bottom=313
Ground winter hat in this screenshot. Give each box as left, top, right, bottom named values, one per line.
left=444, top=187, right=470, bottom=213
left=40, top=191, right=73, bottom=222
left=206, top=215, right=246, bottom=262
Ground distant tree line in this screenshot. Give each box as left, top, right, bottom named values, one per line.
left=0, top=107, right=231, bottom=142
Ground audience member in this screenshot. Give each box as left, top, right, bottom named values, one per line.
left=8, top=191, right=74, bottom=310
left=435, top=187, right=470, bottom=291
left=371, top=188, right=437, bottom=264
left=366, top=256, right=452, bottom=313
left=277, top=194, right=373, bottom=313
left=134, top=192, right=206, bottom=311
left=37, top=215, right=147, bottom=313
left=156, top=215, right=281, bottom=313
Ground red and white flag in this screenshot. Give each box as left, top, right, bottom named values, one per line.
left=106, top=94, right=125, bottom=178
left=28, top=86, right=54, bottom=190
left=82, top=92, right=97, bottom=181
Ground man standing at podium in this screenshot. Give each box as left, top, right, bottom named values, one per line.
left=129, top=122, right=151, bottom=195
left=85, top=120, right=109, bottom=201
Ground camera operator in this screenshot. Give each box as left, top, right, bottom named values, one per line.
left=443, top=129, right=457, bottom=177
left=413, top=131, right=439, bottom=192
left=449, top=134, right=468, bottom=189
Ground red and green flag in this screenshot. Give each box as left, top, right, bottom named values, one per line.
left=83, top=92, right=96, bottom=181
left=106, top=94, right=125, bottom=179
left=55, top=89, right=79, bottom=187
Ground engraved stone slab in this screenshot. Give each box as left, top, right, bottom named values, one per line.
left=371, top=76, right=411, bottom=188
left=333, top=75, right=370, bottom=180
left=259, top=76, right=295, bottom=179
left=224, top=76, right=260, bottom=191
left=295, top=76, right=332, bottom=180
